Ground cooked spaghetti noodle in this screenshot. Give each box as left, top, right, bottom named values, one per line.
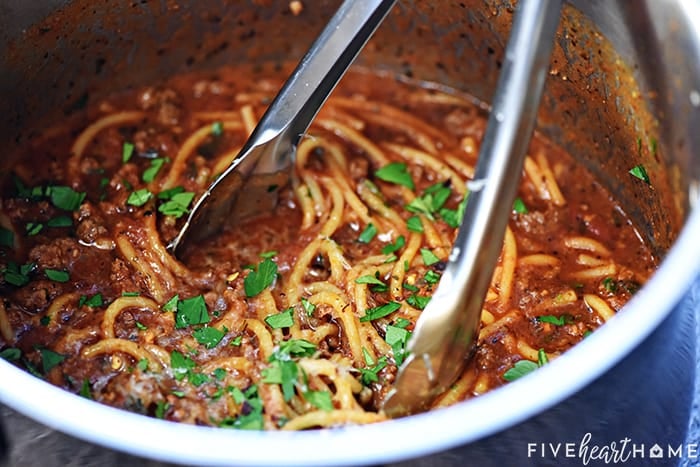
left=0, top=67, right=655, bottom=429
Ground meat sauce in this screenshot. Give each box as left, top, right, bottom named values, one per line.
left=0, top=66, right=655, bottom=427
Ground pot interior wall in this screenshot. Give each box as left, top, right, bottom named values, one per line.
left=0, top=0, right=689, bottom=256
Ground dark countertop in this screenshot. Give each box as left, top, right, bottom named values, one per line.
left=2, top=307, right=699, bottom=467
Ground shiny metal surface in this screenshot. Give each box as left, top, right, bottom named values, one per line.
left=383, top=0, right=562, bottom=417
left=169, top=0, right=396, bottom=254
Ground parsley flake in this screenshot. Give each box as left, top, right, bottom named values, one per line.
left=305, top=390, right=333, bottom=411
left=193, top=327, right=225, bottom=349
left=301, top=297, right=316, bottom=317
left=49, top=186, right=86, bottom=211
left=79, top=293, right=103, bottom=308
left=503, top=359, right=539, bottom=381
left=358, top=223, right=378, bottom=243
left=170, top=350, right=196, bottom=381
left=39, top=348, right=65, bottom=373
left=142, top=157, right=169, bottom=183
left=211, top=121, right=224, bottom=136
left=244, top=258, right=278, bottom=298
left=264, top=308, right=294, bottom=329
left=360, top=301, right=401, bottom=322
left=538, top=315, right=566, bottom=326
left=629, top=164, right=650, bottom=184
left=3, top=262, right=35, bottom=287
left=0, top=348, right=21, bottom=361
left=158, top=192, right=195, bottom=218
left=375, top=162, right=415, bottom=190
left=162, top=294, right=179, bottom=312
left=45, top=268, right=70, bottom=283
left=382, top=235, right=406, bottom=255
left=420, top=248, right=440, bottom=266
left=513, top=197, right=528, bottom=214
left=385, top=325, right=411, bottom=366
left=122, top=142, right=135, bottom=163
left=47, top=215, right=72, bottom=228
left=406, top=215, right=423, bottom=233
left=175, top=295, right=210, bottom=329
left=127, top=188, right=153, bottom=207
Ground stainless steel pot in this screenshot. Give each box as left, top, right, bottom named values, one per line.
left=1, top=1, right=699, bottom=465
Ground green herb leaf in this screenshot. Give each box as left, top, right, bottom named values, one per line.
left=355, top=274, right=385, bottom=287
left=244, top=258, right=278, bottom=298
left=135, top=321, right=147, bottom=331
left=513, top=197, right=528, bottom=214
left=158, top=192, right=195, bottom=218
left=189, top=372, right=210, bottom=386
left=381, top=235, right=405, bottom=255
left=142, top=157, right=169, bottom=183
left=262, top=359, right=298, bottom=401
left=264, top=308, right=294, bottom=329
left=80, top=378, right=92, bottom=399
left=49, top=186, right=86, bottom=211
left=360, top=301, right=401, bottom=322
left=358, top=223, right=378, bottom=243
left=375, top=162, right=415, bottom=190
left=162, top=294, right=179, bottom=312
left=155, top=401, right=170, bottom=419
left=538, top=315, right=566, bottom=326
left=0, top=348, right=21, bottom=361
left=127, top=188, right=153, bottom=207
left=170, top=350, right=196, bottom=381
left=79, top=293, right=103, bottom=308
left=157, top=186, right=185, bottom=200
left=47, top=215, right=72, bottom=228
left=45, top=268, right=70, bottom=283
left=3, top=262, right=35, bottom=287
left=406, top=215, right=423, bottom=233
left=122, top=142, right=135, bottom=163
left=213, top=368, right=227, bottom=381
left=537, top=348, right=549, bottom=367
left=402, top=282, right=419, bottom=292
left=137, top=358, right=149, bottom=371
left=602, top=277, right=618, bottom=293
left=193, top=326, right=225, bottom=349
left=406, top=294, right=430, bottom=310
left=230, top=335, right=243, bottom=346
left=301, top=297, right=316, bottom=317
left=39, top=348, right=65, bottom=373
left=305, top=390, right=333, bottom=411
left=385, top=325, right=411, bottom=366
left=424, top=270, right=441, bottom=285
left=359, top=348, right=387, bottom=385
left=0, top=227, right=14, bottom=249
left=25, top=222, right=43, bottom=236
left=440, top=194, right=469, bottom=228
left=629, top=164, right=650, bottom=184
left=122, top=291, right=140, bottom=297
left=259, top=250, right=277, bottom=259
left=420, top=248, right=440, bottom=266
left=503, top=359, right=539, bottom=381
left=211, top=121, right=224, bottom=136
left=175, top=295, right=210, bottom=329
left=277, top=339, right=317, bottom=359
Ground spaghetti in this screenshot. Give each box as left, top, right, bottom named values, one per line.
left=0, top=67, right=655, bottom=429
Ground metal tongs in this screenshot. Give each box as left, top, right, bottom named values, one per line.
left=382, top=0, right=562, bottom=416
left=169, top=0, right=397, bottom=254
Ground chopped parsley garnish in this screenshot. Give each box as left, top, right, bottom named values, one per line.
left=230, top=335, right=243, bottom=346
left=358, top=223, right=378, bottom=243
left=602, top=277, right=618, bottom=293
left=79, top=378, right=92, bottom=399
left=629, top=164, right=650, bottom=184
left=211, top=121, right=224, bottom=136
left=122, top=142, right=135, bottom=163
left=385, top=324, right=411, bottom=366
left=375, top=162, right=415, bottom=190
left=513, top=197, right=528, bottom=214
left=142, top=157, right=169, bottom=183
left=305, top=390, right=333, bottom=411
left=244, top=258, right=278, bottom=298
left=158, top=192, right=195, bottom=218
left=381, top=235, right=406, bottom=255
left=0, top=348, right=21, bottom=361
left=49, top=186, right=86, bottom=211
left=157, top=186, right=185, bottom=200
left=175, top=295, right=210, bottom=329
left=0, top=227, right=13, bottom=248
left=301, top=297, right=316, bottom=317
left=155, top=401, right=170, bottom=419
left=406, top=181, right=452, bottom=220
left=259, top=250, right=278, bottom=259
left=193, top=326, right=226, bottom=349
left=402, top=282, right=419, bottom=292
left=162, top=294, right=179, bottom=312
left=121, top=291, right=140, bottom=297
left=355, top=274, right=386, bottom=287
left=127, top=188, right=153, bottom=207
left=406, top=215, right=423, bottom=233
left=420, top=248, right=440, bottom=266
left=440, top=196, right=469, bottom=228
left=3, top=262, right=35, bottom=287
left=25, top=222, right=43, bottom=236
left=79, top=293, right=103, bottom=308
left=262, top=340, right=318, bottom=400
left=264, top=308, right=294, bottom=329
left=277, top=339, right=317, bottom=358
left=39, top=347, right=65, bottom=373
left=221, top=385, right=264, bottom=430
left=213, top=368, right=227, bottom=381
left=45, top=268, right=70, bottom=283
left=538, top=348, right=549, bottom=367
left=47, top=215, right=72, bottom=228
left=135, top=321, right=147, bottom=331
left=406, top=294, right=430, bottom=310
left=538, top=315, right=566, bottom=326
left=424, top=270, right=441, bottom=285
left=170, top=350, right=196, bottom=381
left=137, top=358, right=149, bottom=372
left=502, top=359, right=538, bottom=381
left=359, top=348, right=387, bottom=385
left=359, top=301, right=401, bottom=322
